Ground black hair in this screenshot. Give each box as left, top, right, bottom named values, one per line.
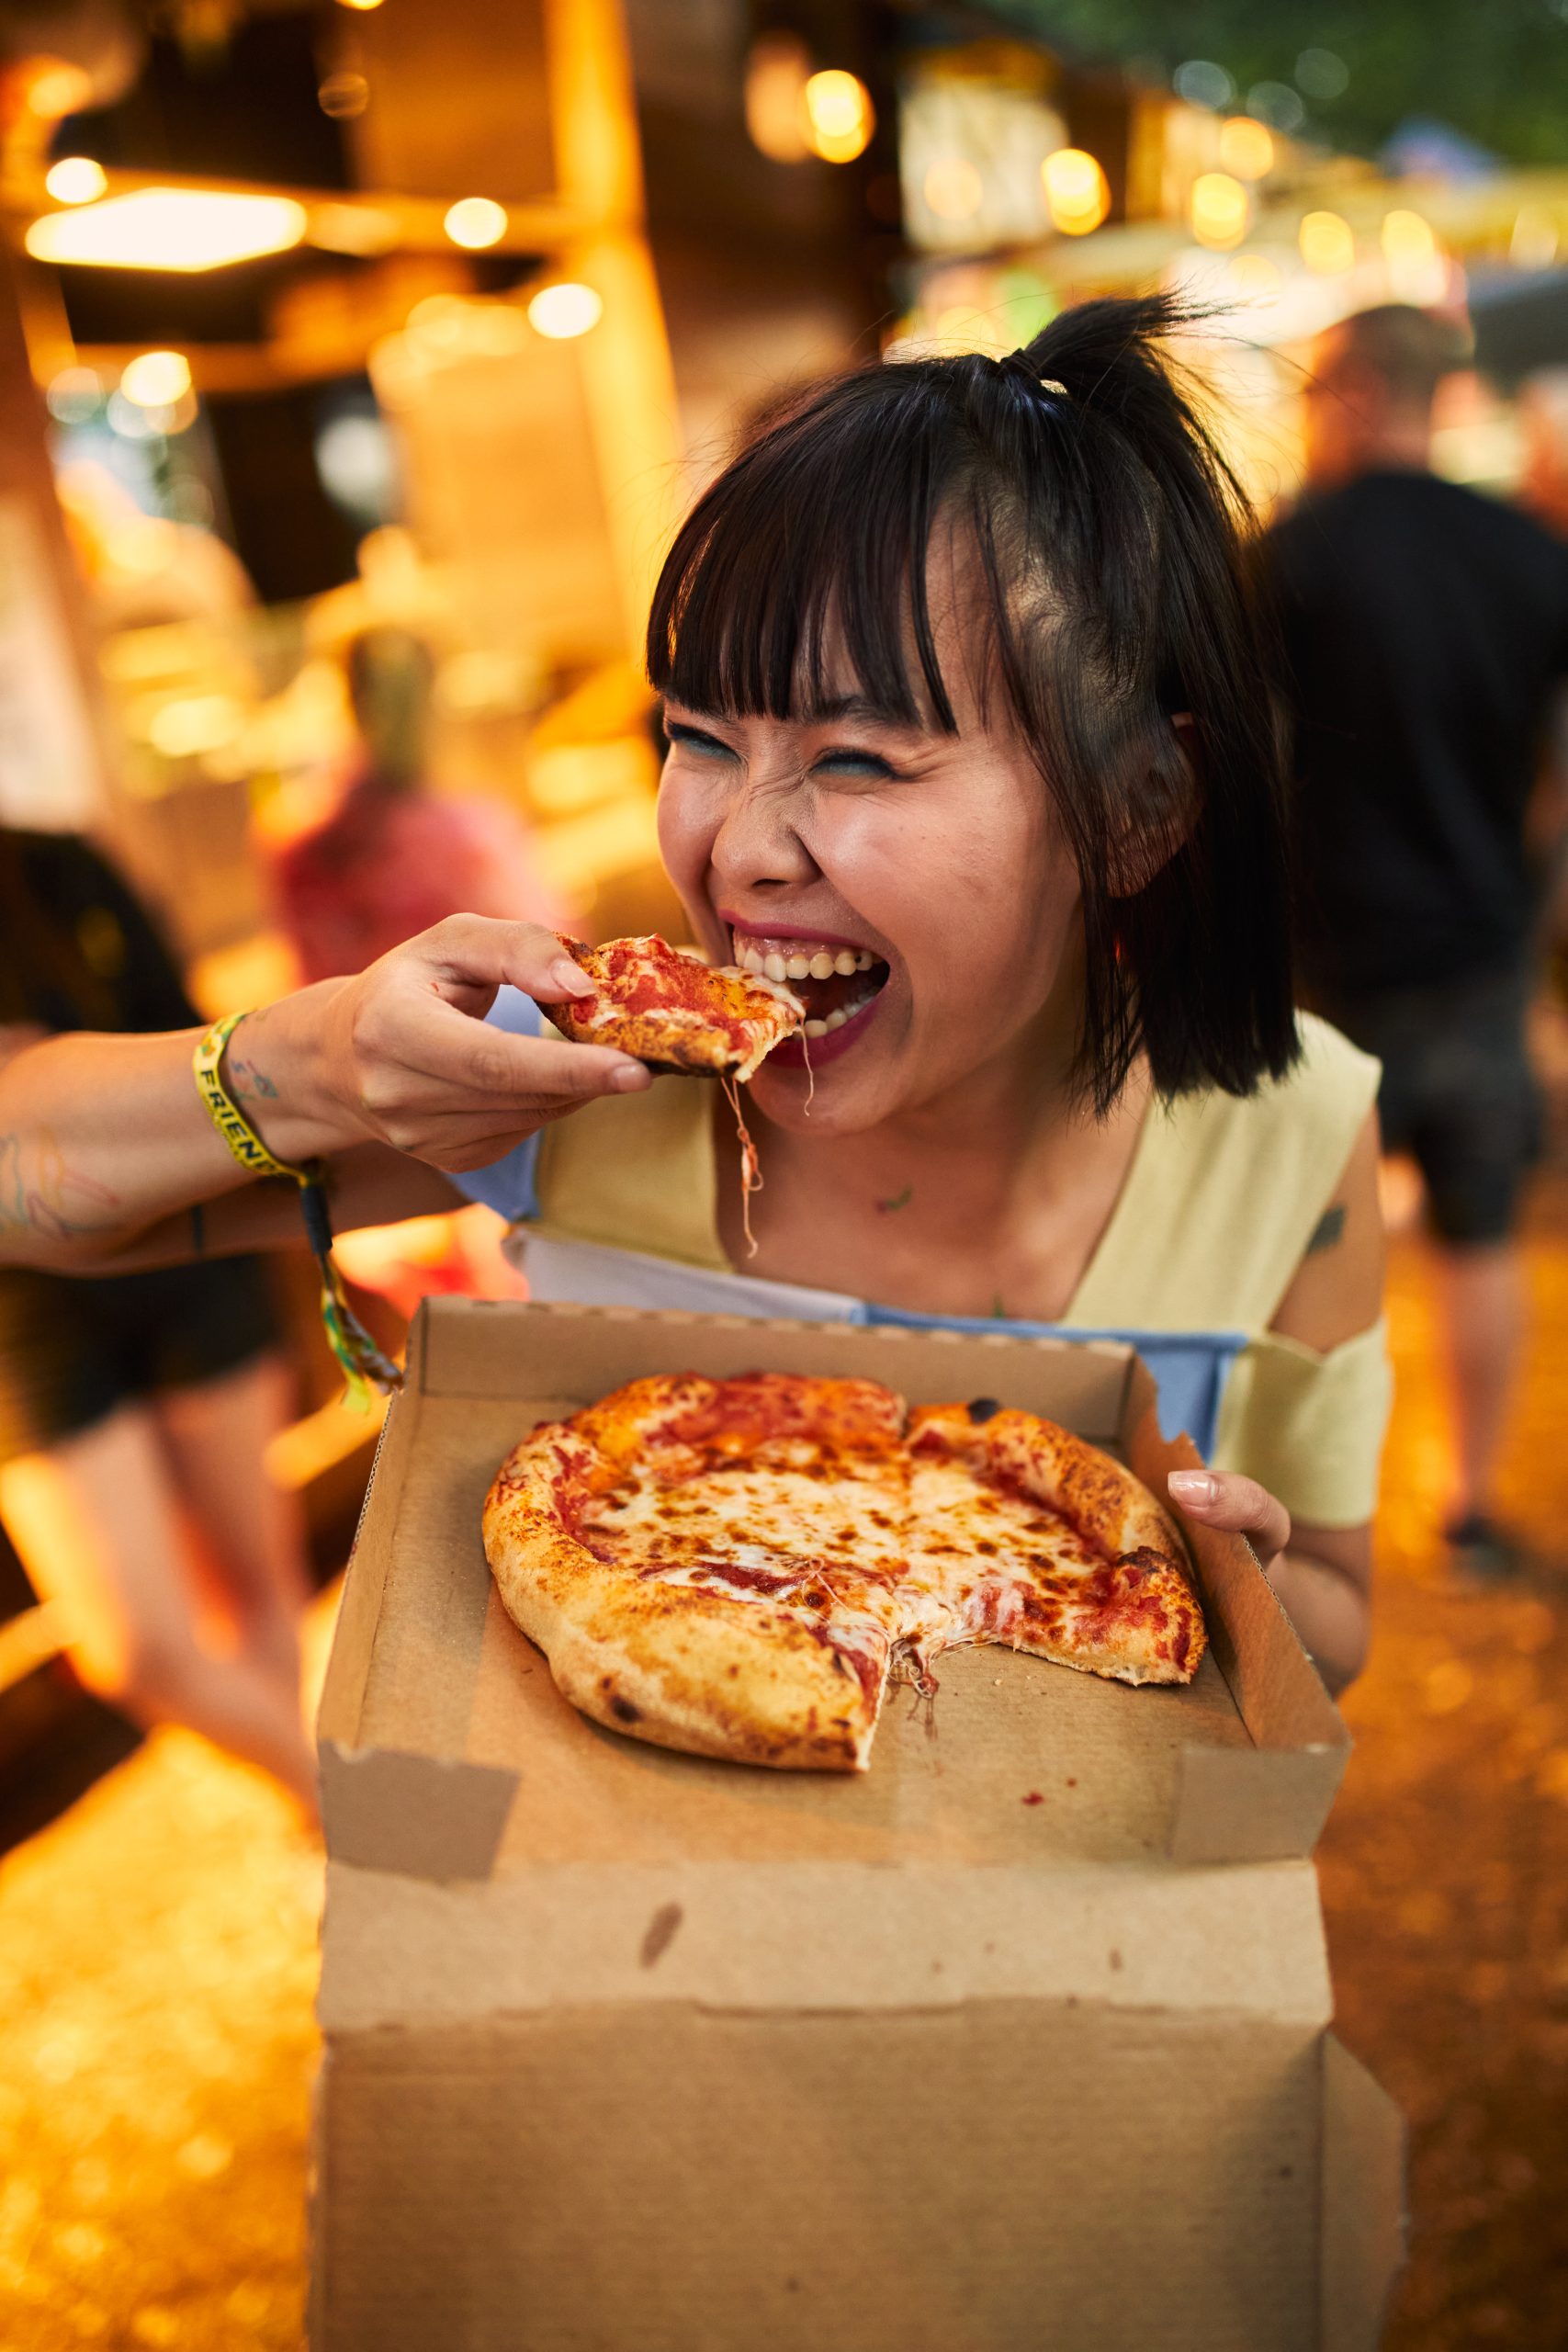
left=647, top=292, right=1297, bottom=1111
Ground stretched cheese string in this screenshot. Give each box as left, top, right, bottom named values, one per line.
left=800, top=1024, right=815, bottom=1115
left=719, top=1069, right=762, bottom=1256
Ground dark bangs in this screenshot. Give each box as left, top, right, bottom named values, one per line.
left=649, top=366, right=964, bottom=731
left=647, top=293, right=1298, bottom=1110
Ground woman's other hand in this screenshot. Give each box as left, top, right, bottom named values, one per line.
left=254, top=916, right=651, bottom=1174
left=1166, top=1468, right=1291, bottom=1573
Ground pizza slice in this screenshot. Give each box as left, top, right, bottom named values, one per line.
left=541, top=933, right=803, bottom=1080
left=483, top=1374, right=911, bottom=1770
left=903, top=1400, right=1206, bottom=1687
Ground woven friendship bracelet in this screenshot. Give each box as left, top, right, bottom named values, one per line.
left=193, top=1012, right=310, bottom=1183
left=193, top=1012, right=403, bottom=1408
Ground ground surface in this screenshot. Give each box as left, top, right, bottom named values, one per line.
left=1, top=1204, right=1566, bottom=2347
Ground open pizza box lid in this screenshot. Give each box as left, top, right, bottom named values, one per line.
left=318, top=1297, right=1352, bottom=1884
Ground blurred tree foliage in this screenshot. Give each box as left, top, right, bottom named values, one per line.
left=1005, top=0, right=1568, bottom=166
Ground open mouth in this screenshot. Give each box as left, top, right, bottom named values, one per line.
left=728, top=929, right=890, bottom=1044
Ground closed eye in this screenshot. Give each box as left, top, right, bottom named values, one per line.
left=663, top=718, right=738, bottom=760
left=814, top=747, right=897, bottom=779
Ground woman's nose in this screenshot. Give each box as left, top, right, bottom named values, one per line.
left=707, top=776, right=818, bottom=894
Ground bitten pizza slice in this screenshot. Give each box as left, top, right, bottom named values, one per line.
left=540, top=933, right=803, bottom=1080
left=902, top=1400, right=1206, bottom=1688
left=482, top=1374, right=911, bottom=1771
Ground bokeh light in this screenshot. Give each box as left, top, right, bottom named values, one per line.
left=527, top=282, right=604, bottom=340
left=1217, top=117, right=1274, bottom=182
left=1190, top=171, right=1250, bottom=251
left=1042, top=148, right=1110, bottom=236
left=119, top=349, right=192, bottom=408
left=1174, top=60, right=1233, bottom=110
left=743, top=32, right=811, bottom=163
left=44, top=156, right=107, bottom=205
left=802, top=70, right=874, bottom=164
left=443, top=197, right=507, bottom=250
left=1300, top=209, right=1356, bottom=275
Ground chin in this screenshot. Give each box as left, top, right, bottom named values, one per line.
left=745, top=1052, right=890, bottom=1136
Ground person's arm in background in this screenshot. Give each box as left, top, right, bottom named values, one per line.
left=1168, top=1108, right=1384, bottom=1696
left=0, top=917, right=649, bottom=1273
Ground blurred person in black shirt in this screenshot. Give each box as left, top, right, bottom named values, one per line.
left=0, top=831, right=316, bottom=1808
left=1267, top=303, right=1568, bottom=1580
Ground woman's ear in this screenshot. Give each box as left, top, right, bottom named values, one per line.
left=1105, top=713, right=1202, bottom=897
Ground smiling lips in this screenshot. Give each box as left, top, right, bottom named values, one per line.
left=730, top=929, right=888, bottom=1042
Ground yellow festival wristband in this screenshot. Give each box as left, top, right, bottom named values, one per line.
left=193, top=1012, right=402, bottom=1408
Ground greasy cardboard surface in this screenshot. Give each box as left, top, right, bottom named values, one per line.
left=319, top=1300, right=1348, bottom=1879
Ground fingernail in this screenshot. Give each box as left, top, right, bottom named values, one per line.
left=1168, top=1472, right=1217, bottom=1506
left=550, top=960, right=594, bottom=996
left=610, top=1062, right=650, bottom=1091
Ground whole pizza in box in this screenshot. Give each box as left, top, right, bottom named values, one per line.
left=483, top=1373, right=1206, bottom=1772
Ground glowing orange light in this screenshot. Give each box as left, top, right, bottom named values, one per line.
left=1300, top=209, right=1355, bottom=274
left=44, top=157, right=107, bottom=205
left=744, top=32, right=811, bottom=163
left=1042, top=147, right=1110, bottom=236
left=1217, top=117, right=1274, bottom=182
left=1190, top=172, right=1250, bottom=250
left=443, top=198, right=507, bottom=250
left=803, top=70, right=874, bottom=164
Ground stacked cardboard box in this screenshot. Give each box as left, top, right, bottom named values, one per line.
left=311, top=1300, right=1404, bottom=2351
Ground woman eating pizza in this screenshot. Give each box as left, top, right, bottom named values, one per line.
left=0, top=295, right=1386, bottom=1696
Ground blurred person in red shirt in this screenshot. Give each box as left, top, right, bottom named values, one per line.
left=1265, top=304, right=1568, bottom=1581
left=272, top=626, right=567, bottom=983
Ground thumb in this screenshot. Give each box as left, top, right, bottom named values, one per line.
left=1167, top=1469, right=1292, bottom=1571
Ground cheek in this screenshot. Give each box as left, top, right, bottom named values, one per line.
left=859, top=783, right=1078, bottom=999
left=655, top=765, right=716, bottom=907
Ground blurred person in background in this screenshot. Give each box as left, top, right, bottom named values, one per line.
left=1266, top=303, right=1568, bottom=1581
left=0, top=829, right=316, bottom=1808
left=270, top=624, right=567, bottom=981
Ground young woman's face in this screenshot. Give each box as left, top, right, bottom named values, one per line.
left=657, top=549, right=1086, bottom=1135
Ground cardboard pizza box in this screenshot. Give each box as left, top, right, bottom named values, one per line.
left=310, top=1299, right=1404, bottom=2352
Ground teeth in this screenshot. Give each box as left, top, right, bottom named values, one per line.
left=803, top=1018, right=828, bottom=1038
left=730, top=933, right=886, bottom=982
left=824, top=1008, right=846, bottom=1031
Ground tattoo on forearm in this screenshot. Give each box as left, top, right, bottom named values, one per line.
left=0, top=1129, right=122, bottom=1239
left=876, top=1184, right=913, bottom=1215
left=1306, top=1204, right=1347, bottom=1256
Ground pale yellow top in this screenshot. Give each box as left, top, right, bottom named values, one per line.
left=525, top=1012, right=1391, bottom=1528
